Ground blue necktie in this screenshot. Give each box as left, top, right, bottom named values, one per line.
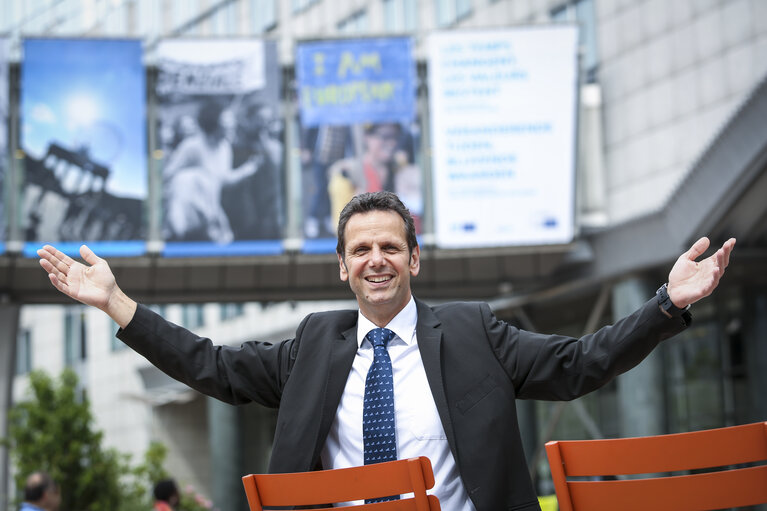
left=363, top=327, right=399, bottom=503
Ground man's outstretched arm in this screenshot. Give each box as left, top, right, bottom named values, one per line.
left=37, top=244, right=137, bottom=328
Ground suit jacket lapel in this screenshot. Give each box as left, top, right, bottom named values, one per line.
left=312, top=323, right=358, bottom=466
left=415, top=298, right=458, bottom=454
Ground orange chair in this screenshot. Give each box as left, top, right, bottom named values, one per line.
left=545, top=421, right=767, bottom=511
left=242, top=456, right=440, bottom=510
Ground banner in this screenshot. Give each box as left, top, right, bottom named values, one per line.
left=428, top=26, right=578, bottom=248
left=296, top=38, right=420, bottom=252
left=0, top=39, right=7, bottom=254
left=297, top=38, right=415, bottom=127
left=20, top=38, right=147, bottom=256
left=156, top=39, right=284, bottom=256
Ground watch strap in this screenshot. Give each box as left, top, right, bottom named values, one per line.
left=657, top=283, right=690, bottom=318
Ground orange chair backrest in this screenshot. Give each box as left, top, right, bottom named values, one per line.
left=546, top=421, right=767, bottom=511
left=242, top=456, right=440, bottom=510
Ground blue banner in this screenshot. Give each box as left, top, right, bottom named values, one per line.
left=21, top=38, right=148, bottom=256
left=297, top=38, right=416, bottom=127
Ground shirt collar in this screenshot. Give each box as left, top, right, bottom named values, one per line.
left=357, top=296, right=417, bottom=348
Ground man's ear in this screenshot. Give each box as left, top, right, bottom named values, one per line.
left=409, top=245, right=420, bottom=277
left=338, top=253, right=349, bottom=282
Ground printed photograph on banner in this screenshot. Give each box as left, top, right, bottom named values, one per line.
left=299, top=120, right=423, bottom=239
left=20, top=38, right=147, bottom=251
left=156, top=39, right=284, bottom=248
left=0, top=39, right=7, bottom=248
left=296, top=37, right=420, bottom=244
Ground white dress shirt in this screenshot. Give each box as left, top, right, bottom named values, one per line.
left=320, top=296, right=476, bottom=510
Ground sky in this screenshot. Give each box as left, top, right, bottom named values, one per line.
left=21, top=38, right=147, bottom=199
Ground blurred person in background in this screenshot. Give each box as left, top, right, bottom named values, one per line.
left=223, top=100, right=285, bottom=239
left=20, top=472, right=60, bottom=511
left=152, top=479, right=179, bottom=511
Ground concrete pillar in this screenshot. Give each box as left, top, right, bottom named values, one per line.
left=206, top=397, right=245, bottom=511
left=577, top=83, right=608, bottom=228
left=612, top=278, right=665, bottom=437
left=0, top=303, right=20, bottom=511
left=745, top=290, right=767, bottom=422
left=515, top=400, right=537, bottom=471
left=240, top=403, right=277, bottom=475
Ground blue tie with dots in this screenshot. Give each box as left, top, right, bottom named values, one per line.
left=363, top=327, right=400, bottom=503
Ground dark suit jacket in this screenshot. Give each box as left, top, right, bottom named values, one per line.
left=118, top=296, right=688, bottom=511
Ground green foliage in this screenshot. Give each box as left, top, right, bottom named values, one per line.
left=1, top=369, right=170, bottom=511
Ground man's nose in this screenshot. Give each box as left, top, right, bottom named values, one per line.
left=369, top=246, right=384, bottom=265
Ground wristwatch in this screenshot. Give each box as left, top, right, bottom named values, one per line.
left=656, top=283, right=690, bottom=318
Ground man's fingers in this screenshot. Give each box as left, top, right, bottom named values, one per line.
left=685, top=237, right=710, bottom=261
left=723, top=238, right=736, bottom=267
left=38, top=244, right=76, bottom=271
left=48, top=273, right=68, bottom=294
left=49, top=245, right=76, bottom=267
left=39, top=258, right=56, bottom=276
left=79, top=244, right=100, bottom=266
left=39, top=253, right=67, bottom=279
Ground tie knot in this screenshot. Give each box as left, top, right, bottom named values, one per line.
left=366, top=327, right=395, bottom=348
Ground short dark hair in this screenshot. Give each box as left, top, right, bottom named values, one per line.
left=153, top=479, right=179, bottom=502
left=24, top=472, right=54, bottom=502
left=336, top=191, right=417, bottom=256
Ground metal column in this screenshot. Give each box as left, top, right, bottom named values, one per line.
left=0, top=303, right=20, bottom=511
left=612, top=278, right=665, bottom=437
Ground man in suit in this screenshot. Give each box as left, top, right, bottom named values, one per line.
left=38, top=191, right=735, bottom=511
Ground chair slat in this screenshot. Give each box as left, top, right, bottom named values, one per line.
left=242, top=457, right=439, bottom=510
left=256, top=495, right=440, bottom=511
left=557, top=422, right=767, bottom=476
left=546, top=422, right=767, bottom=511
left=568, top=464, right=767, bottom=511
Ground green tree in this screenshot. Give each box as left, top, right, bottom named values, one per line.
left=1, top=369, right=165, bottom=511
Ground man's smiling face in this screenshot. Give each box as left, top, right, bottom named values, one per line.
left=338, top=210, right=420, bottom=327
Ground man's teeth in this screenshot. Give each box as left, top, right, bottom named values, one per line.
left=367, top=276, right=391, bottom=283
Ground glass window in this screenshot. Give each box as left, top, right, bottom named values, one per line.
left=64, top=308, right=87, bottom=365
left=148, top=304, right=168, bottom=317
left=16, top=329, right=32, bottom=375
left=0, top=1, right=17, bottom=33
left=182, top=303, right=205, bottom=329
left=435, top=0, right=471, bottom=27
left=251, top=0, right=277, bottom=33
left=109, top=320, right=125, bottom=351
left=173, top=0, right=202, bottom=35
left=23, top=0, right=48, bottom=34
left=383, top=0, right=417, bottom=33
left=56, top=0, right=86, bottom=34
left=104, top=0, right=128, bottom=35
left=664, top=321, right=725, bottom=432
left=211, top=1, right=238, bottom=36
left=337, top=9, right=368, bottom=35
left=292, top=0, right=320, bottom=14
left=220, top=303, right=245, bottom=321
left=551, top=0, right=598, bottom=83
left=137, top=0, right=160, bottom=36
